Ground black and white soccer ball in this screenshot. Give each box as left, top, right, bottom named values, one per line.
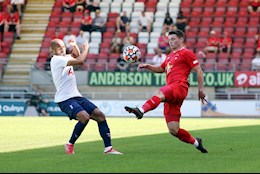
left=122, top=45, right=141, bottom=63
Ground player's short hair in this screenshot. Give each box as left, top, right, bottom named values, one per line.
left=168, top=29, right=185, bottom=40
left=50, top=39, right=60, bottom=50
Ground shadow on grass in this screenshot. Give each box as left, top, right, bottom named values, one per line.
left=0, top=125, right=260, bottom=173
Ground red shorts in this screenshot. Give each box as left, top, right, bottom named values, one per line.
left=160, top=82, right=188, bottom=123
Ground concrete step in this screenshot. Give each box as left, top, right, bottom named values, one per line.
left=11, top=50, right=40, bottom=54
left=13, top=43, right=42, bottom=48
left=12, top=47, right=40, bottom=51
left=14, top=37, right=44, bottom=41
left=23, top=16, right=50, bottom=21
left=26, top=4, right=53, bottom=8
left=21, top=25, right=46, bottom=30
left=23, top=13, right=50, bottom=17
left=4, top=70, right=30, bottom=75
left=10, top=53, right=38, bottom=57
left=25, top=9, right=52, bottom=14
left=3, top=75, right=30, bottom=80
left=22, top=23, right=48, bottom=27
left=8, top=59, right=35, bottom=64
left=15, top=40, right=42, bottom=44
left=0, top=81, right=31, bottom=86
left=22, top=20, right=49, bottom=24
left=20, top=33, right=44, bottom=37
left=6, top=63, right=32, bottom=68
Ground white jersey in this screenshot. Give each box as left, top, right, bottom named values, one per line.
left=50, top=55, right=82, bottom=103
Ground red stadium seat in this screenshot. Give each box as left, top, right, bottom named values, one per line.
left=192, top=0, right=204, bottom=7
left=216, top=63, right=227, bottom=71
left=204, top=0, right=215, bottom=7
left=0, top=52, right=7, bottom=58
left=218, top=52, right=229, bottom=62
left=214, top=7, right=226, bottom=16
left=215, top=0, right=228, bottom=7
left=109, top=53, right=120, bottom=60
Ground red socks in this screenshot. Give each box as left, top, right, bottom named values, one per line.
left=175, top=128, right=196, bottom=144
left=142, top=96, right=161, bottom=113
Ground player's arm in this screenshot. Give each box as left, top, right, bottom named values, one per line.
left=192, top=65, right=207, bottom=104
left=68, top=39, right=80, bottom=58
left=67, top=41, right=89, bottom=66
left=138, top=63, right=164, bottom=73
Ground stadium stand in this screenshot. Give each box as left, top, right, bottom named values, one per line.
left=35, top=0, right=260, bottom=73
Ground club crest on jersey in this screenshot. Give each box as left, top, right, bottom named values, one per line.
left=166, top=62, right=173, bottom=74
left=68, top=67, right=74, bottom=76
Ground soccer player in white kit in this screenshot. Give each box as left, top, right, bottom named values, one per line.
left=50, top=38, right=122, bottom=155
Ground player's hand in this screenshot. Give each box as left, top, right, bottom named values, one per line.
left=137, top=64, right=148, bottom=71
left=198, top=90, right=207, bottom=105
left=68, top=39, right=77, bottom=47
left=82, top=41, right=89, bottom=51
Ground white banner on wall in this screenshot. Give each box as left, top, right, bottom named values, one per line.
left=202, top=100, right=260, bottom=117
left=94, top=100, right=201, bottom=117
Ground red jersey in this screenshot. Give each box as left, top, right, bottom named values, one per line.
left=207, top=36, right=219, bottom=46
left=220, top=37, right=232, bottom=47
left=257, top=38, right=260, bottom=49
left=63, top=0, right=76, bottom=5
left=6, top=12, right=20, bottom=24
left=250, top=0, right=260, bottom=7
left=82, top=15, right=92, bottom=24
left=0, top=12, right=6, bottom=24
left=161, top=47, right=198, bottom=85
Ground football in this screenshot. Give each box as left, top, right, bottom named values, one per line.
left=122, top=45, right=141, bottom=63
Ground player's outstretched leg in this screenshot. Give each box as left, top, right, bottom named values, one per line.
left=125, top=106, right=143, bottom=119
left=195, top=138, right=208, bottom=153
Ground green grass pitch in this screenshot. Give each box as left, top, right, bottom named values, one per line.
left=0, top=117, right=260, bottom=173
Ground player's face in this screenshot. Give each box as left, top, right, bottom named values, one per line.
left=55, top=40, right=66, bottom=56
left=168, top=34, right=182, bottom=50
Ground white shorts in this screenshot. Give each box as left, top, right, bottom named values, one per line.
left=11, top=0, right=25, bottom=4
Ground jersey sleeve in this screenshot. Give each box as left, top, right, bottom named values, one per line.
left=160, top=59, right=166, bottom=69
left=185, top=50, right=199, bottom=69
left=55, top=55, right=71, bottom=68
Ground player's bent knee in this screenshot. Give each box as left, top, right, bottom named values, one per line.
left=169, top=128, right=178, bottom=136
left=77, top=111, right=90, bottom=124
left=91, top=108, right=106, bottom=121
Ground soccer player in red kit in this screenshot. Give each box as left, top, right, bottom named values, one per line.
left=125, top=29, right=208, bottom=153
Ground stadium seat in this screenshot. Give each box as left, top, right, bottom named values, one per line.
left=147, top=42, right=158, bottom=54
left=246, top=26, right=258, bottom=36
left=133, top=2, right=145, bottom=12
left=216, top=63, right=227, bottom=71
left=138, top=32, right=150, bottom=44
left=192, top=0, right=204, bottom=7
left=99, top=1, right=110, bottom=13
left=218, top=52, right=229, bottom=63
left=88, top=42, right=100, bottom=54
left=156, top=1, right=168, bottom=13
left=149, top=31, right=160, bottom=44
left=90, top=32, right=102, bottom=44
left=110, top=2, right=122, bottom=13
left=122, top=2, right=133, bottom=15
left=214, top=6, right=226, bottom=16
left=109, top=53, right=120, bottom=60
left=215, top=0, right=228, bottom=7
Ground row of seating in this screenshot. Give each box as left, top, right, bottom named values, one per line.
left=37, top=0, right=259, bottom=72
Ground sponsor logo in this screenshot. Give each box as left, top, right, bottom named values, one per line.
left=235, top=72, right=260, bottom=87
left=0, top=105, right=2, bottom=114
left=193, top=60, right=198, bottom=64
left=236, top=73, right=248, bottom=85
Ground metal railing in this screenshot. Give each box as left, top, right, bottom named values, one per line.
left=0, top=91, right=259, bottom=100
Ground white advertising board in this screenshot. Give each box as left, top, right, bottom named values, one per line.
left=94, top=100, right=201, bottom=117
left=202, top=100, right=260, bottom=117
